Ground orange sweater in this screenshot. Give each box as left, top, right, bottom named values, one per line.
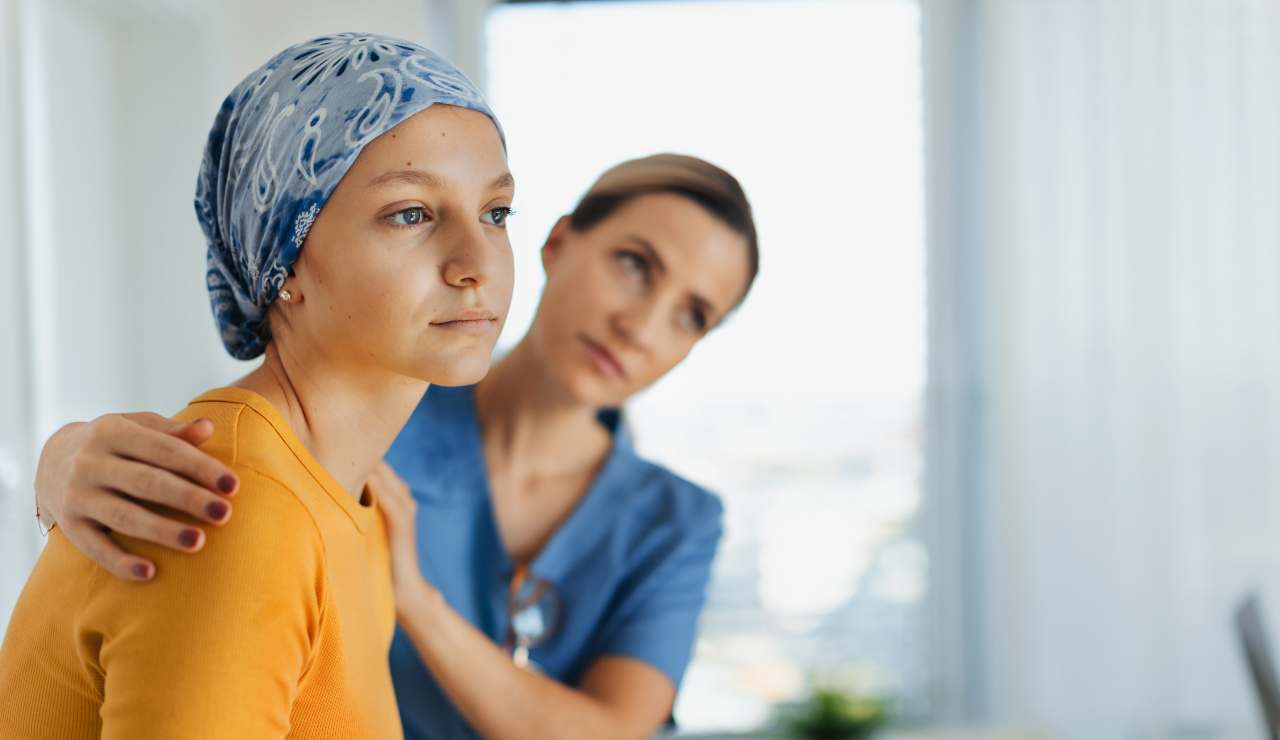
left=0, top=387, right=402, bottom=739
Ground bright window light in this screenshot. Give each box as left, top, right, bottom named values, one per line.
left=487, top=0, right=926, bottom=731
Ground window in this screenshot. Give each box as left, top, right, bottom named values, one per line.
left=486, top=0, right=926, bottom=730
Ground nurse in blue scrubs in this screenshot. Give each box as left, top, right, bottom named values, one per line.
left=32, top=153, right=759, bottom=739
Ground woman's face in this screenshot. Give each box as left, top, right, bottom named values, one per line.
left=532, top=192, right=751, bottom=407
left=277, top=104, right=514, bottom=387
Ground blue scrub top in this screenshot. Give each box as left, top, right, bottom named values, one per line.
left=384, top=384, right=724, bottom=740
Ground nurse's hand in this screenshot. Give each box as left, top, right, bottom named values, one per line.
left=34, top=413, right=239, bottom=581
left=368, top=460, right=426, bottom=614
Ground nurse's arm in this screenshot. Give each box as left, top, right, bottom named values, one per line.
left=398, top=583, right=675, bottom=740
left=34, top=412, right=240, bottom=580
left=370, top=463, right=674, bottom=740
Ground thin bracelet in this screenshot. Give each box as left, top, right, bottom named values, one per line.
left=34, top=504, right=56, bottom=537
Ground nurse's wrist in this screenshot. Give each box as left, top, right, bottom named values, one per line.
left=395, top=575, right=444, bottom=622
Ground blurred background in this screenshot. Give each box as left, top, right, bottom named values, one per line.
left=2, top=0, right=1279, bottom=738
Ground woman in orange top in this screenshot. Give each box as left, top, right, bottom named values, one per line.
left=0, top=33, right=513, bottom=739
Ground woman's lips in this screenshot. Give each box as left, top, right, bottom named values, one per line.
left=432, top=319, right=497, bottom=334
left=431, top=309, right=498, bottom=334
left=579, top=334, right=626, bottom=379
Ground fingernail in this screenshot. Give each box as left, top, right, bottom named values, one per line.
left=206, top=501, right=229, bottom=521
left=179, top=529, right=201, bottom=548
left=216, top=474, right=237, bottom=494
left=132, top=563, right=153, bottom=580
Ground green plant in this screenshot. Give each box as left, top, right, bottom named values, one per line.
left=772, top=687, right=888, bottom=739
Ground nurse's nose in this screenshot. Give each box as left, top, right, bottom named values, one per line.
left=611, top=294, right=665, bottom=352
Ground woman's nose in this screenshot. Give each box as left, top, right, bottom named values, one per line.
left=440, top=221, right=497, bottom=289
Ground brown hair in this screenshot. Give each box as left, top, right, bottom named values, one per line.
left=567, top=153, right=759, bottom=311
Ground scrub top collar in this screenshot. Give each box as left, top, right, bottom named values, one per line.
left=434, top=384, right=639, bottom=585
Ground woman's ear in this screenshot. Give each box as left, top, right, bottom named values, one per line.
left=541, top=215, right=573, bottom=274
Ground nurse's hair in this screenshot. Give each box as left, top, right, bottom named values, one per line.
left=567, top=154, right=759, bottom=310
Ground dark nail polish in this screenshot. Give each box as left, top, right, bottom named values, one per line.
left=132, top=563, right=152, bottom=580
left=179, top=529, right=201, bottom=548
left=217, top=474, right=237, bottom=494
left=206, top=501, right=229, bottom=521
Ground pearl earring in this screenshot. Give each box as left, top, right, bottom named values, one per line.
left=279, top=288, right=293, bottom=302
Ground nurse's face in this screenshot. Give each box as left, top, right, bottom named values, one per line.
left=530, top=192, right=751, bottom=407
left=275, top=104, right=515, bottom=387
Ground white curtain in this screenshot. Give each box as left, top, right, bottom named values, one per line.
left=927, top=0, right=1280, bottom=738
left=0, top=0, right=39, bottom=622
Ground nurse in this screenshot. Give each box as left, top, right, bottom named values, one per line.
left=33, top=153, right=759, bottom=739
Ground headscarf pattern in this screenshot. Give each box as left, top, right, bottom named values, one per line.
left=195, top=33, right=504, bottom=359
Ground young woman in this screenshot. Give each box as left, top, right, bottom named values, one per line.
left=32, top=154, right=758, bottom=739
left=0, top=33, right=513, bottom=738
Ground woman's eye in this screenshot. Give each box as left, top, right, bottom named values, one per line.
left=386, top=206, right=428, bottom=227
left=481, top=207, right=514, bottom=227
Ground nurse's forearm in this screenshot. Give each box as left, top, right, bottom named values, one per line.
left=396, top=580, right=654, bottom=740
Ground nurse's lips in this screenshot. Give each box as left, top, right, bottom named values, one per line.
left=431, top=308, right=499, bottom=334
left=579, top=334, right=627, bottom=379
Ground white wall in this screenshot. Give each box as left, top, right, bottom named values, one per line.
left=0, top=0, right=448, bottom=627
left=217, top=0, right=438, bottom=81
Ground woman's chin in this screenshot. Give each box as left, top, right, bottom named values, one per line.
left=424, top=358, right=494, bottom=388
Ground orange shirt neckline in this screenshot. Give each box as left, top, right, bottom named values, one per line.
left=190, top=386, right=378, bottom=533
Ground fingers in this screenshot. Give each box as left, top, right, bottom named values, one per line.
left=171, top=417, right=216, bottom=446
left=371, top=462, right=413, bottom=503
left=368, top=463, right=416, bottom=539
left=78, top=491, right=208, bottom=553
left=63, top=520, right=156, bottom=582
left=116, top=413, right=219, bottom=460
left=39, top=412, right=237, bottom=584
left=366, top=469, right=396, bottom=513
left=119, top=411, right=192, bottom=434
left=370, top=465, right=415, bottom=522
left=89, top=457, right=232, bottom=526
left=103, top=416, right=239, bottom=499
left=371, top=464, right=423, bottom=600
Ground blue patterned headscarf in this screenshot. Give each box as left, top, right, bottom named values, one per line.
left=195, top=33, right=505, bottom=360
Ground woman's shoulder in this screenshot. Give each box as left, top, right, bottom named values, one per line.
left=174, top=387, right=307, bottom=471
left=94, top=470, right=328, bottom=655
left=121, top=464, right=324, bottom=576
left=172, top=387, right=354, bottom=530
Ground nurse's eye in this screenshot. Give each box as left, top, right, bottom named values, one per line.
left=385, top=206, right=429, bottom=228
left=679, top=305, right=709, bottom=334
left=481, top=206, right=515, bottom=227
left=615, top=250, right=650, bottom=281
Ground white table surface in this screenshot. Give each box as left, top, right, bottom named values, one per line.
left=680, top=728, right=1052, bottom=740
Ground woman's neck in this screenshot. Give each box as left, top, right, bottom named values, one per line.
left=234, top=342, right=429, bottom=497
left=473, top=336, right=611, bottom=482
